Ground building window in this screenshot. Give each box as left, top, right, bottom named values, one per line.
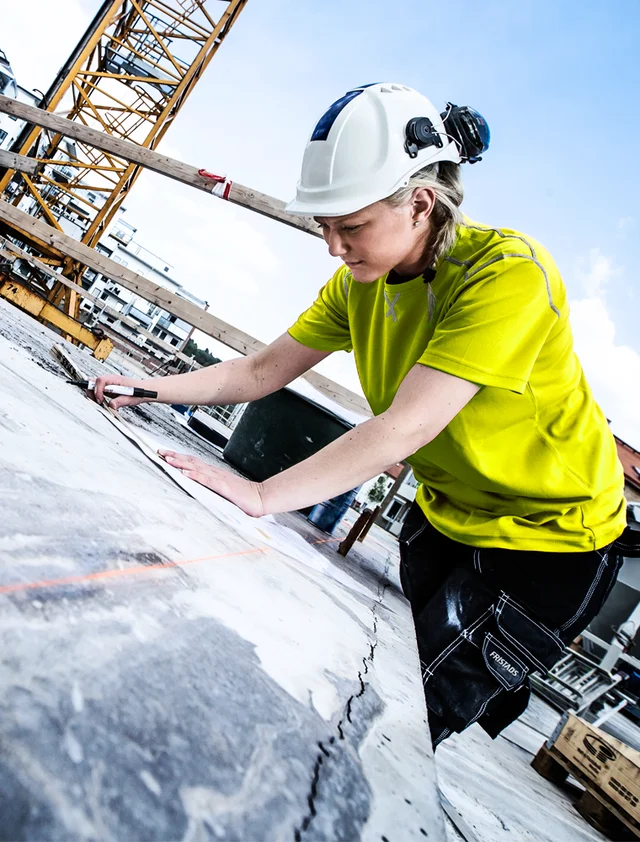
left=387, top=500, right=402, bottom=519
left=0, top=129, right=8, bottom=145
left=110, top=219, right=136, bottom=245
left=87, top=192, right=97, bottom=204
left=100, top=290, right=109, bottom=300
left=170, top=337, right=179, bottom=346
left=214, top=405, right=234, bottom=423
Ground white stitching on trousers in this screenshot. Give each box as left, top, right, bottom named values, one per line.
left=558, top=551, right=609, bottom=633
left=433, top=726, right=451, bottom=747
left=404, top=520, right=428, bottom=546
left=423, top=608, right=493, bottom=681
left=468, top=686, right=503, bottom=728
left=497, top=595, right=564, bottom=651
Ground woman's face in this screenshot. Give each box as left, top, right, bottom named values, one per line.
left=315, top=189, right=435, bottom=283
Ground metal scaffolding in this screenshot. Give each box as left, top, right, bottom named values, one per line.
left=0, top=0, right=247, bottom=324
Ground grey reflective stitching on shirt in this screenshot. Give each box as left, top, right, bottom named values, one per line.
left=463, top=223, right=537, bottom=259
left=445, top=256, right=472, bottom=268
left=426, top=282, right=437, bottom=323
left=342, top=270, right=352, bottom=299
left=464, top=252, right=561, bottom=318
left=384, top=290, right=400, bottom=322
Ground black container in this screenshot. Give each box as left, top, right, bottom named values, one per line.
left=223, top=388, right=353, bottom=485
left=188, top=414, right=229, bottom=449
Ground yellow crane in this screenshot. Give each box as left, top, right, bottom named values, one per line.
left=0, top=0, right=247, bottom=353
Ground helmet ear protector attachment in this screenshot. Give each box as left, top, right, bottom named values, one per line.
left=404, top=103, right=490, bottom=164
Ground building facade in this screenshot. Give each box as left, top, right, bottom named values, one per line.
left=1, top=45, right=208, bottom=364
left=616, top=435, right=640, bottom=505
left=80, top=213, right=208, bottom=361
left=0, top=50, right=39, bottom=150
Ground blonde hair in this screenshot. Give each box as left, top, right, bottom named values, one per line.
left=383, top=161, right=464, bottom=266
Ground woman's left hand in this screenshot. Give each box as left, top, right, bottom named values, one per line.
left=158, top=450, right=265, bottom=517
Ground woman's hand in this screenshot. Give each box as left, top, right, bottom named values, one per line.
left=158, top=450, right=265, bottom=517
left=92, top=374, right=150, bottom=410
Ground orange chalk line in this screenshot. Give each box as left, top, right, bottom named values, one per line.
left=0, top=536, right=342, bottom=596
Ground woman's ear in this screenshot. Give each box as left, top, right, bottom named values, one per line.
left=411, top=187, right=437, bottom=224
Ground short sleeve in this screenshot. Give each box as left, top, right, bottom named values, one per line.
left=419, top=254, right=560, bottom=393
left=287, top=267, right=353, bottom=352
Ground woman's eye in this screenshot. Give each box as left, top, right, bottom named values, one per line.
left=343, top=225, right=362, bottom=233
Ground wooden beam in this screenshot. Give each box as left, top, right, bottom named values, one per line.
left=0, top=94, right=321, bottom=239
left=0, top=278, right=112, bottom=360
left=0, top=149, right=39, bottom=177
left=0, top=240, right=192, bottom=364
left=0, top=200, right=371, bottom=416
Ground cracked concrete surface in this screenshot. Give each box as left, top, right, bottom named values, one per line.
left=0, top=299, right=445, bottom=841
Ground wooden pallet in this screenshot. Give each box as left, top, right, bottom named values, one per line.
left=532, top=713, right=640, bottom=839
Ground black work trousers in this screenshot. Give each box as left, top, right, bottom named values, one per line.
left=398, top=503, right=622, bottom=748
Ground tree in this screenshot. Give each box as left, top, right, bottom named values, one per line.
left=367, top=475, right=388, bottom=505
left=184, top=338, right=221, bottom=367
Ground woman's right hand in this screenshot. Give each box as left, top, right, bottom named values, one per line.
left=91, top=374, right=154, bottom=411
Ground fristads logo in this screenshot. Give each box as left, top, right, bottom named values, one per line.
left=489, top=649, right=520, bottom=677
left=583, top=734, right=617, bottom=764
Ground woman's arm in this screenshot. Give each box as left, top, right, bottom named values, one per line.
left=93, top=333, right=332, bottom=409
left=161, top=364, right=479, bottom=516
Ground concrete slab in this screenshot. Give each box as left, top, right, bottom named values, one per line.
left=0, top=299, right=444, bottom=841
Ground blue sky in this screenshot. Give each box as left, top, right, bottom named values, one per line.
left=3, top=0, right=639, bottom=445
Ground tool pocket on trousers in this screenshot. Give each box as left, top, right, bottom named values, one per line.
left=417, top=567, right=502, bottom=732
left=482, top=633, right=528, bottom=691
left=416, top=567, right=563, bottom=734
left=495, top=593, right=565, bottom=672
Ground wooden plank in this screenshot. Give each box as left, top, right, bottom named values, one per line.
left=0, top=148, right=39, bottom=177
left=0, top=201, right=371, bottom=416
left=0, top=241, right=192, bottom=364
left=535, top=744, right=640, bottom=839
left=545, top=713, right=640, bottom=833
left=0, top=94, right=320, bottom=238
left=575, top=790, right=636, bottom=840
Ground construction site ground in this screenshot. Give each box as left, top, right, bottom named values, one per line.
left=2, top=295, right=640, bottom=841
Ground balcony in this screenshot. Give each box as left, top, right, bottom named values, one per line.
left=127, top=307, right=152, bottom=327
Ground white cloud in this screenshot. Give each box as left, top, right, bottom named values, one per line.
left=570, top=250, right=640, bottom=450
left=576, top=247, right=622, bottom=298
left=618, top=216, right=636, bottom=233
left=1, top=2, right=90, bottom=97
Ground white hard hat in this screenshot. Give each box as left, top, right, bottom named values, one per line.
left=285, top=83, right=461, bottom=218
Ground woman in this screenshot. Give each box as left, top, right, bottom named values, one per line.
left=94, top=83, right=626, bottom=746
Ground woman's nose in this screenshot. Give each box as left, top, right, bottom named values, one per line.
left=326, top=230, right=347, bottom=258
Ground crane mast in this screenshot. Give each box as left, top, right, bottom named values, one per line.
left=0, top=0, right=247, bottom=322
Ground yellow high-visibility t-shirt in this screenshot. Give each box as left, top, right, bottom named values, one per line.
left=288, top=219, right=626, bottom=552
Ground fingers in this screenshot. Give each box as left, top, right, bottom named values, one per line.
left=155, top=452, right=264, bottom=516
left=92, top=374, right=127, bottom=404
left=158, top=451, right=205, bottom=471
left=109, top=396, right=143, bottom=411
